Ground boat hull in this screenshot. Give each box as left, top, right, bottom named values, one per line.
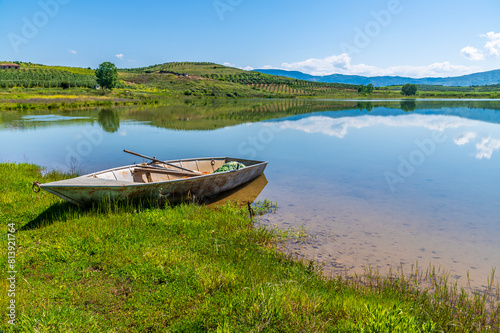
left=40, top=157, right=268, bottom=206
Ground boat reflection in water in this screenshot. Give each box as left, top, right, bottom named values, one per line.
left=206, top=174, right=268, bottom=209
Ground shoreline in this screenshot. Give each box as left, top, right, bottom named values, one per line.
left=261, top=203, right=499, bottom=293
left=1, top=89, right=499, bottom=112
left=1, top=162, right=499, bottom=331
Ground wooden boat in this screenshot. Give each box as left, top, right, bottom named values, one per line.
left=34, top=156, right=268, bottom=206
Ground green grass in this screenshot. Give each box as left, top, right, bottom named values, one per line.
left=1, top=163, right=500, bottom=331
left=0, top=86, right=162, bottom=111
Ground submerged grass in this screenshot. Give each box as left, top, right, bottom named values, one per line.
left=0, top=162, right=499, bottom=332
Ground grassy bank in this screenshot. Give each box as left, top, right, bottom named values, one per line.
left=1, top=163, right=499, bottom=332
left=0, top=87, right=162, bottom=111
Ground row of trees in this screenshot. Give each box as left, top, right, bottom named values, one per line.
left=255, top=84, right=313, bottom=95
left=202, top=73, right=356, bottom=90
left=357, top=83, right=418, bottom=96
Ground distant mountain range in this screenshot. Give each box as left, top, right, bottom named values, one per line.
left=253, top=69, right=500, bottom=87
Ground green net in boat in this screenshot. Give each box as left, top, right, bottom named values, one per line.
left=214, top=161, right=245, bottom=173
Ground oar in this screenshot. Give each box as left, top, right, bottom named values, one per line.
left=123, top=149, right=201, bottom=174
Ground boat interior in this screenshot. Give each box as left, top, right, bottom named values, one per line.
left=88, top=158, right=252, bottom=184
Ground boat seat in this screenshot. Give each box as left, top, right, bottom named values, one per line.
left=132, top=167, right=202, bottom=183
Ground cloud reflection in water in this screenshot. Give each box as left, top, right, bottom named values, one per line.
left=269, top=114, right=500, bottom=159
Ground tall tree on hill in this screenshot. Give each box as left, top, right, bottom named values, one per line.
left=95, top=62, right=118, bottom=90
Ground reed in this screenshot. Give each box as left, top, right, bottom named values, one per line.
left=334, top=263, right=500, bottom=331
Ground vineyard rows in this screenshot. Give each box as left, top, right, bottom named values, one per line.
left=0, top=69, right=97, bottom=88
left=202, top=73, right=357, bottom=91
left=250, top=84, right=313, bottom=95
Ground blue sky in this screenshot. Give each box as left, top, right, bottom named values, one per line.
left=1, top=0, right=499, bottom=77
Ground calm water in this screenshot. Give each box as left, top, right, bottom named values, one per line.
left=1, top=99, right=500, bottom=289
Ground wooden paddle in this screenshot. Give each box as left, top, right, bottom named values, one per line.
left=123, top=149, right=202, bottom=174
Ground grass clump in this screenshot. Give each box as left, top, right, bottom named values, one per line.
left=251, top=199, right=278, bottom=216
left=0, top=162, right=498, bottom=332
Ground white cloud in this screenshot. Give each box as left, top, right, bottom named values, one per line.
left=67, top=49, right=77, bottom=54
left=263, top=53, right=479, bottom=78
left=281, top=54, right=351, bottom=76
left=223, top=62, right=253, bottom=71
left=454, top=132, right=477, bottom=146
left=460, top=31, right=500, bottom=61
left=460, top=46, right=484, bottom=61
left=115, top=54, right=124, bottom=60
left=476, top=137, right=500, bottom=159
left=482, top=31, right=500, bottom=57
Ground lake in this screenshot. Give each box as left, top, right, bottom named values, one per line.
left=1, top=98, right=499, bottom=290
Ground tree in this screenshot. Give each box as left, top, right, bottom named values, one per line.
left=401, top=83, right=417, bottom=96
left=366, top=83, right=374, bottom=94
left=357, top=83, right=374, bottom=94
left=95, top=62, right=118, bottom=90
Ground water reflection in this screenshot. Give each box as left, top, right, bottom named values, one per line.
left=400, top=100, right=416, bottom=112
left=206, top=174, right=268, bottom=208
left=473, top=136, right=500, bottom=159
left=97, top=109, right=120, bottom=133
left=272, top=112, right=500, bottom=160
left=2, top=99, right=500, bottom=132
left=273, top=114, right=465, bottom=138
left=356, top=102, right=373, bottom=112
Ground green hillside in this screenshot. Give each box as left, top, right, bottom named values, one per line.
left=1, top=61, right=499, bottom=110
left=120, top=62, right=360, bottom=98
left=0, top=61, right=97, bottom=89
left=122, top=61, right=246, bottom=76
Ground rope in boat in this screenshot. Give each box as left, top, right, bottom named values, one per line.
left=32, top=181, right=41, bottom=193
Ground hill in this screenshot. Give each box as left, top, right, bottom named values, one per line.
left=254, top=68, right=500, bottom=87
left=1, top=61, right=500, bottom=109
left=119, top=61, right=359, bottom=97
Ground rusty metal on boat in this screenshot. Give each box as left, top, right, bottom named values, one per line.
left=34, top=157, right=268, bottom=206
